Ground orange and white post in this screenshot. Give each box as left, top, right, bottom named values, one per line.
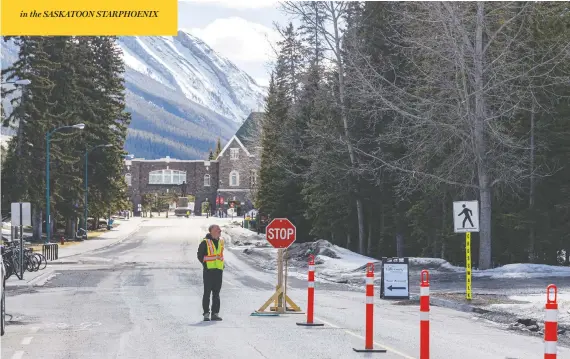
left=420, top=270, right=430, bottom=359
left=353, top=263, right=387, bottom=353
left=544, top=284, right=558, bottom=359
left=296, top=254, right=324, bottom=327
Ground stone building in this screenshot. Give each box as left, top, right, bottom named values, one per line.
left=124, top=112, right=262, bottom=216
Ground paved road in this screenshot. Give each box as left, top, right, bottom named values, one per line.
left=2, top=217, right=569, bottom=359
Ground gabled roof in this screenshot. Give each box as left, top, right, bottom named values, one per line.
left=235, top=112, right=263, bottom=148
left=216, top=135, right=253, bottom=158
left=217, top=112, right=263, bottom=159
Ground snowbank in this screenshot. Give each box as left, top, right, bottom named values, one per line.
left=485, top=292, right=570, bottom=326
left=472, top=263, right=570, bottom=279
left=219, top=222, right=466, bottom=287
left=220, top=222, right=570, bottom=286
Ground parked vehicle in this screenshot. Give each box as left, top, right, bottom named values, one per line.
left=76, top=227, right=87, bottom=239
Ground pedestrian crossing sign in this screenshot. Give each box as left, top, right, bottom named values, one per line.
left=453, top=200, right=479, bottom=233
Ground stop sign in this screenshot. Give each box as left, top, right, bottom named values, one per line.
left=266, top=218, right=297, bottom=249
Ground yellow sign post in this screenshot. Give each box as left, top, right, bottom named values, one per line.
left=453, top=200, right=479, bottom=301
left=465, top=232, right=472, bottom=300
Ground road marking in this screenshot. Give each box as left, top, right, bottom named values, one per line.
left=225, top=279, right=236, bottom=286
left=30, top=326, right=40, bottom=333
left=11, top=351, right=25, bottom=359
left=314, top=316, right=416, bottom=359
left=21, top=336, right=33, bottom=345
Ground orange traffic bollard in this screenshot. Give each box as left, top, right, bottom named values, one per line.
left=297, top=254, right=324, bottom=327
left=420, top=270, right=430, bottom=359
left=353, top=263, right=387, bottom=354
left=544, top=284, right=558, bottom=359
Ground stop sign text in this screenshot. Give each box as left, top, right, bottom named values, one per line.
left=265, top=218, right=296, bottom=249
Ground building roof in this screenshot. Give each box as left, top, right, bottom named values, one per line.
left=235, top=112, right=263, bottom=148
left=217, top=135, right=252, bottom=158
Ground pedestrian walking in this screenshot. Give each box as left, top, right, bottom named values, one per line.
left=197, top=224, right=224, bottom=321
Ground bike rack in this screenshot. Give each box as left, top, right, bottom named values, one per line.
left=42, top=243, right=59, bottom=261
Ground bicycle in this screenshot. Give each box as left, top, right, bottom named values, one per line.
left=3, top=242, right=47, bottom=275
left=1, top=247, right=22, bottom=280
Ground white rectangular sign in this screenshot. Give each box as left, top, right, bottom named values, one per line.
left=453, top=200, right=479, bottom=233
left=11, top=202, right=31, bottom=226
left=382, top=262, right=409, bottom=298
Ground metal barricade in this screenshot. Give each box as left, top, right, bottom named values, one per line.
left=42, top=243, right=59, bottom=260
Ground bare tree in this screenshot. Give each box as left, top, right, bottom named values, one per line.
left=282, top=1, right=368, bottom=254
left=345, top=2, right=570, bottom=268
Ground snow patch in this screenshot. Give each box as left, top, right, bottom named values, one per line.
left=486, top=292, right=570, bottom=326
left=219, top=223, right=466, bottom=287
left=220, top=222, right=570, bottom=290
left=473, top=263, right=570, bottom=279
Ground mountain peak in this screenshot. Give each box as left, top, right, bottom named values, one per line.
left=117, top=32, right=266, bottom=123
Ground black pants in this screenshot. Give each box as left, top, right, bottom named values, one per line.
left=202, top=269, right=223, bottom=314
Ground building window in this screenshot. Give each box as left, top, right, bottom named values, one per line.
left=204, top=174, right=211, bottom=187
left=125, top=173, right=132, bottom=187
left=148, top=169, right=187, bottom=185
left=230, top=171, right=239, bottom=186
left=250, top=169, right=257, bottom=187
left=230, top=148, right=239, bottom=160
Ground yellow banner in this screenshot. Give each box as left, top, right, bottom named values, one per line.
left=1, top=0, right=177, bottom=36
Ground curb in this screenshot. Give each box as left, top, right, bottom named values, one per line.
left=409, top=293, right=482, bottom=313
left=5, top=269, right=55, bottom=289
left=55, top=219, right=145, bottom=260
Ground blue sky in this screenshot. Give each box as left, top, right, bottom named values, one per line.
left=179, top=0, right=294, bottom=87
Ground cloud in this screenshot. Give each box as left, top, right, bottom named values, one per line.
left=188, top=17, right=280, bottom=63
left=179, top=0, right=279, bottom=9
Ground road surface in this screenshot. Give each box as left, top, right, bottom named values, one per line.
left=2, top=217, right=568, bottom=359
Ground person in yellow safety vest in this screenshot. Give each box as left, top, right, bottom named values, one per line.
left=197, top=224, right=224, bottom=321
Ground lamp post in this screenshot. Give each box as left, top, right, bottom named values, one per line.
left=84, top=144, right=113, bottom=239
left=123, top=154, right=134, bottom=218
left=45, top=123, right=85, bottom=244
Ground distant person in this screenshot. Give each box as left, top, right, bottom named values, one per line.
left=197, top=224, right=224, bottom=321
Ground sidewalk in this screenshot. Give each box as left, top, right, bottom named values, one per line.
left=55, top=217, right=144, bottom=260
left=5, top=267, right=57, bottom=288
left=4, top=218, right=144, bottom=289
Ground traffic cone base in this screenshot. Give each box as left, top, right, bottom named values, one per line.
left=296, top=322, right=324, bottom=326
left=353, top=348, right=387, bottom=353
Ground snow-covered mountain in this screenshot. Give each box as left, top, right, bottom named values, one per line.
left=1, top=32, right=267, bottom=159
left=118, top=31, right=265, bottom=123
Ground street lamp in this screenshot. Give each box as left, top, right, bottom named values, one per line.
left=84, top=144, right=113, bottom=239
left=45, top=123, right=85, bottom=244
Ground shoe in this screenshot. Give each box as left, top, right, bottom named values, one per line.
left=211, top=313, right=222, bottom=321
left=203, top=313, right=211, bottom=321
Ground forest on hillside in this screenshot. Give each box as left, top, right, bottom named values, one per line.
left=255, top=2, right=570, bottom=269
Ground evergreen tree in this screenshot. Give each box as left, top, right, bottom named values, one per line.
left=213, top=137, right=222, bottom=158
left=2, top=36, right=58, bottom=239
left=256, top=72, right=290, bottom=219
left=1, top=36, right=131, bottom=238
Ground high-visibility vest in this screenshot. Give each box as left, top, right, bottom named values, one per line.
left=203, top=238, right=224, bottom=270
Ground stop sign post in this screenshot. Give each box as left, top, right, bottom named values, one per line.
left=266, top=218, right=296, bottom=249
left=253, top=218, right=303, bottom=316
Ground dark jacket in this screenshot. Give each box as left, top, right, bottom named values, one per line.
left=197, top=233, right=221, bottom=271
